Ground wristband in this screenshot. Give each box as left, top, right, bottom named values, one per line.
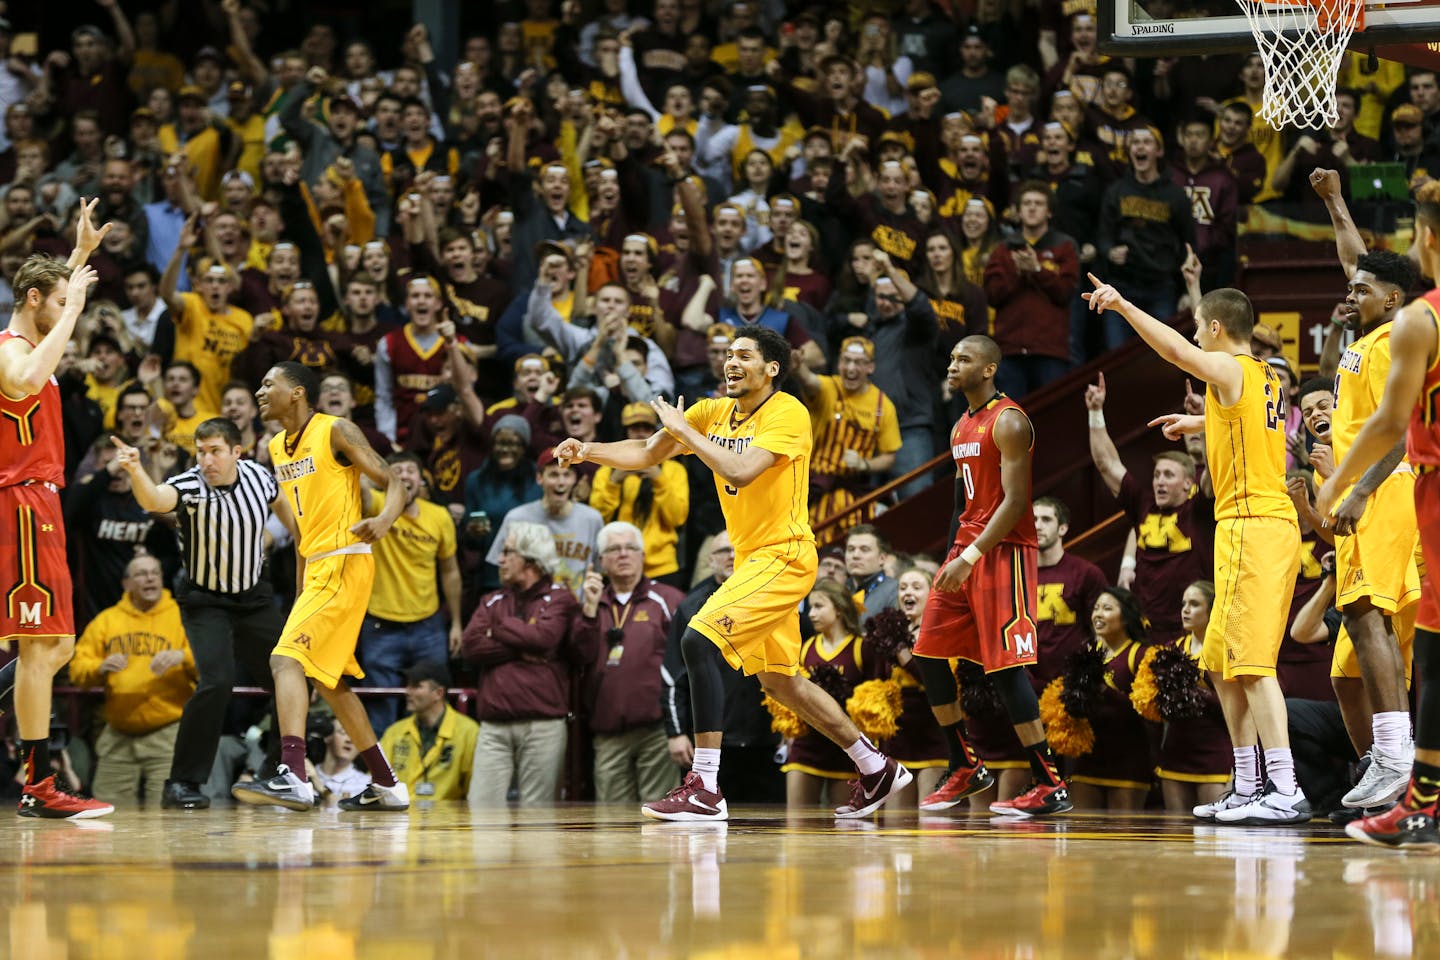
left=1120, top=556, right=1137, bottom=571
left=1088, top=410, right=1105, bottom=428
left=960, top=544, right=983, bottom=566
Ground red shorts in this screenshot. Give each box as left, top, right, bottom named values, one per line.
left=915, top=542, right=1039, bottom=671
left=1415, top=471, right=1440, bottom=632
left=0, top=483, right=74, bottom=642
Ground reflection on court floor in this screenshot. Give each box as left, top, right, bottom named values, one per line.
left=3, top=806, right=1436, bottom=959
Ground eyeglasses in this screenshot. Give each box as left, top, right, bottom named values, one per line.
left=602, top=544, right=641, bottom=555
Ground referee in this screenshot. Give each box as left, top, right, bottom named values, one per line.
left=113, top=417, right=292, bottom=810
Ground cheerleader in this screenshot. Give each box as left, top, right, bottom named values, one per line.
left=1069, top=588, right=1156, bottom=811
left=877, top=568, right=949, bottom=808
left=1155, top=581, right=1233, bottom=812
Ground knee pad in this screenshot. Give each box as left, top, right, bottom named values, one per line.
left=914, top=655, right=959, bottom=708
left=990, top=666, right=1040, bottom=724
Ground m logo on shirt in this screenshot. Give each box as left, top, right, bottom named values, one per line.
left=1012, top=630, right=1036, bottom=659
left=18, top=602, right=41, bottom=627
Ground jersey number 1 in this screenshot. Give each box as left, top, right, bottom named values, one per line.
left=290, top=486, right=305, bottom=517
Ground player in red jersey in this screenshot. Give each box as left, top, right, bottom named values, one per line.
left=0, top=199, right=115, bottom=819
left=1319, top=180, right=1440, bottom=850
left=912, top=336, right=1072, bottom=818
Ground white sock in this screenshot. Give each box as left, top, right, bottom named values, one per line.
left=1264, top=748, right=1298, bottom=795
left=1234, top=746, right=1260, bottom=796
left=692, top=747, right=722, bottom=793
left=1372, top=711, right=1412, bottom=759
left=845, top=736, right=886, bottom=776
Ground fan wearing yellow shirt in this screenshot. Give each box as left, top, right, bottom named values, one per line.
left=231, top=362, right=410, bottom=814
left=153, top=360, right=216, bottom=456
left=556, top=325, right=913, bottom=822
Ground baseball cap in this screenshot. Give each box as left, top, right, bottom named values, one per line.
left=906, top=72, right=937, bottom=93
left=1393, top=104, right=1424, bottom=127
left=194, top=46, right=226, bottom=65
left=404, top=660, right=451, bottom=688
left=227, top=80, right=252, bottom=99
left=1251, top=322, right=1282, bottom=351
left=421, top=383, right=457, bottom=411
left=621, top=402, right=659, bottom=427
left=177, top=84, right=207, bottom=103
left=514, top=353, right=551, bottom=374
left=536, top=447, right=572, bottom=470
left=130, top=106, right=157, bottom=123
left=840, top=336, right=875, bottom=359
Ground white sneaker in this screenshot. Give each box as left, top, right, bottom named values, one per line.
left=338, top=781, right=410, bottom=812
left=1193, top=789, right=1254, bottom=821
left=1214, top=781, right=1312, bottom=825
left=1343, top=747, right=1413, bottom=809
left=231, top=764, right=317, bottom=812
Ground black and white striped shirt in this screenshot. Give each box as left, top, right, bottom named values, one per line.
left=168, top=459, right=279, bottom=594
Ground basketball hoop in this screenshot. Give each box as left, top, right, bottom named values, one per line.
left=1234, top=0, right=1366, bottom=129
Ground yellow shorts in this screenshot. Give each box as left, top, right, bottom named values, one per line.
left=1335, top=470, right=1421, bottom=614
left=690, top=540, right=818, bottom=677
left=273, top=550, right=373, bottom=688
left=1329, top=607, right=1416, bottom=683
left=1201, top=516, right=1300, bottom=679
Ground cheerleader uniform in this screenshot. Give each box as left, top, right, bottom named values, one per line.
left=878, top=659, right=949, bottom=771
left=781, top=634, right=870, bottom=779
left=1155, top=634, right=1234, bottom=786
left=1071, top=639, right=1157, bottom=791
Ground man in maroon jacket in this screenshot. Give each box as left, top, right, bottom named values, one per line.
left=573, top=522, right=686, bottom=803
left=983, top=182, right=1079, bottom=399
left=462, top=521, right=579, bottom=805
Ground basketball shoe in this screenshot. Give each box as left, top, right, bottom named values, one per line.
left=642, top=772, right=728, bottom=822
left=231, top=764, right=316, bottom=811
left=919, top=762, right=995, bottom=811
left=18, top=776, right=114, bottom=820
left=990, top=780, right=1073, bottom=818
left=1343, top=746, right=1413, bottom=809
left=339, top=781, right=410, bottom=812
left=1345, top=803, right=1440, bottom=852
left=1214, top=780, right=1312, bottom=825
left=834, top=757, right=913, bottom=819
left=1193, top=789, right=1255, bottom=821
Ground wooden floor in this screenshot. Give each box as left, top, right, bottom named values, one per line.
left=3, top=803, right=1436, bottom=959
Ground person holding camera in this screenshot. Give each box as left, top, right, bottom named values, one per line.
left=982, top=181, right=1078, bottom=400
left=572, top=522, right=686, bottom=803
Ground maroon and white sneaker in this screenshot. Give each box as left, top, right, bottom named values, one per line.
left=18, top=776, right=114, bottom=820
left=990, top=780, right=1072, bottom=818
left=919, top=763, right=995, bottom=811
left=642, top=772, right=729, bottom=822
left=834, top=758, right=914, bottom=819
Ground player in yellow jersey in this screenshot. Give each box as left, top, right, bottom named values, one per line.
left=1086, top=274, right=1309, bottom=825
left=232, top=362, right=412, bottom=812
left=556, top=326, right=913, bottom=821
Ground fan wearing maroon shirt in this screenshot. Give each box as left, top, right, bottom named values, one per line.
left=411, top=229, right=507, bottom=376
left=1171, top=119, right=1240, bottom=292
left=1086, top=372, right=1214, bottom=643
left=1033, top=496, right=1108, bottom=694
left=374, top=276, right=470, bottom=445
left=911, top=336, right=1072, bottom=818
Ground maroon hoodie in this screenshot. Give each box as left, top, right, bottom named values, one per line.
left=1171, top=160, right=1239, bottom=266
left=463, top=574, right=579, bottom=722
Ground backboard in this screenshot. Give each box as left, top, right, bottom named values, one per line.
left=1098, top=0, right=1440, bottom=59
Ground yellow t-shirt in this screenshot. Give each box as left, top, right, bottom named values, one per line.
left=681, top=391, right=814, bottom=555
left=365, top=489, right=456, bottom=622
left=269, top=413, right=364, bottom=559
left=85, top=375, right=125, bottom=429
left=157, top=123, right=225, bottom=202
left=158, top=398, right=217, bottom=455
left=804, top=376, right=902, bottom=476
left=173, top=292, right=254, bottom=416
left=1205, top=355, right=1296, bottom=522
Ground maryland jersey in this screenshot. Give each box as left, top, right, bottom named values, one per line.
left=947, top=394, right=1037, bottom=548
left=269, top=413, right=365, bottom=559
left=682, top=392, right=813, bottom=555
left=1333, top=320, right=1399, bottom=464
left=0, top=331, right=64, bottom=488
left=1407, top=288, right=1440, bottom=468
left=1204, top=355, right=1295, bottom=522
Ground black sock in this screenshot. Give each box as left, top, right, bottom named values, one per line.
left=1025, top=739, right=1063, bottom=787
left=20, top=739, right=50, bottom=787
left=1407, top=759, right=1440, bottom=812
left=942, top=721, right=978, bottom=769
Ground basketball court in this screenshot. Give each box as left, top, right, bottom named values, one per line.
left=4, top=804, right=1434, bottom=957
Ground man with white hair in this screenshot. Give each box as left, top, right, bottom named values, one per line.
left=461, top=520, right=580, bottom=805
left=574, top=522, right=687, bottom=803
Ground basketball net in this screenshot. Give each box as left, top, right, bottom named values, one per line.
left=1234, top=0, right=1366, bottom=129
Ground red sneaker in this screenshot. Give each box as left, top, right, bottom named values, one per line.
left=18, top=776, right=114, bottom=820
left=642, top=772, right=728, bottom=822
left=1345, top=802, right=1440, bottom=853
left=919, top=763, right=996, bottom=811
left=989, top=780, right=1072, bottom=818
left=834, top=757, right=914, bottom=819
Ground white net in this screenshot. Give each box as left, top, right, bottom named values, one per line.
left=1234, top=0, right=1365, bottom=129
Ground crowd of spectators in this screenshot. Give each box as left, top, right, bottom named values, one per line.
left=0, top=0, right=1433, bottom=810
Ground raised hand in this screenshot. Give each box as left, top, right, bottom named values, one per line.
left=650, top=395, right=688, bottom=436
left=74, top=197, right=113, bottom=254
left=1309, top=167, right=1341, bottom=202
left=1147, top=413, right=1204, bottom=440
left=1183, top=379, right=1205, bottom=416
left=110, top=435, right=145, bottom=473
left=1083, top=272, right=1127, bottom=314
left=65, top=264, right=98, bottom=309
left=555, top=437, right=589, bottom=467
left=1084, top=371, right=1106, bottom=411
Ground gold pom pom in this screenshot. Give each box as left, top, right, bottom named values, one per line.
left=1130, top=646, right=1163, bottom=723
left=846, top=679, right=903, bottom=740
left=763, top=693, right=808, bottom=739
left=1039, top=678, right=1095, bottom=757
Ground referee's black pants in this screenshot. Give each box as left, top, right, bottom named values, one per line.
left=169, top=575, right=284, bottom=785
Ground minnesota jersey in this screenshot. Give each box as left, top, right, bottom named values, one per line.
left=1333, top=321, right=1399, bottom=464
left=269, top=413, right=365, bottom=559
left=1407, top=288, right=1440, bottom=468
left=0, top=331, right=64, bottom=488
left=682, top=392, right=813, bottom=555
left=948, top=394, right=1037, bottom=548
left=1204, top=355, right=1296, bottom=522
